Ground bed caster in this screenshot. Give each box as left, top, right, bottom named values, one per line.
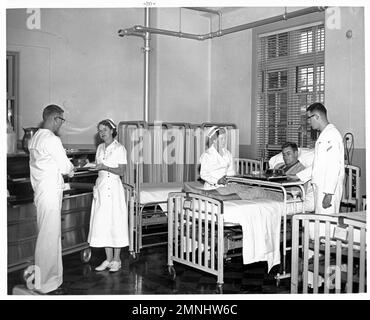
left=168, top=266, right=176, bottom=280
left=130, top=251, right=139, bottom=261
left=275, top=274, right=281, bottom=287
left=216, top=284, right=224, bottom=294
left=80, top=248, right=92, bottom=263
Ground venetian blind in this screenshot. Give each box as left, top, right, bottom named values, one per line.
left=256, top=22, right=325, bottom=159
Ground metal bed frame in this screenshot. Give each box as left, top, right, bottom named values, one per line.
left=167, top=177, right=306, bottom=292
left=118, top=121, right=241, bottom=258
left=129, top=157, right=265, bottom=258
left=341, top=164, right=361, bottom=212
left=290, top=211, right=366, bottom=293
left=130, top=163, right=183, bottom=257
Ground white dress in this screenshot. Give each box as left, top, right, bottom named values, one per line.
left=88, top=140, right=129, bottom=248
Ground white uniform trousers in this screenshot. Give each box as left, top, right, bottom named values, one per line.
left=312, top=183, right=343, bottom=215
left=34, top=187, right=63, bottom=293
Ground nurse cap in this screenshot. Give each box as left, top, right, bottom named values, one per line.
left=106, top=118, right=116, bottom=129
left=207, top=126, right=224, bottom=139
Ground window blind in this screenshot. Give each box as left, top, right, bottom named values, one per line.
left=256, top=23, right=325, bottom=159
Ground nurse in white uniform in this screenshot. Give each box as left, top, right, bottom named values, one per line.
left=306, top=102, right=344, bottom=214
left=183, top=126, right=236, bottom=196
left=200, top=126, right=236, bottom=190
left=88, top=119, right=129, bottom=272
left=29, top=104, right=75, bottom=294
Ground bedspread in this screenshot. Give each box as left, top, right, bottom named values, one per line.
left=223, top=199, right=284, bottom=272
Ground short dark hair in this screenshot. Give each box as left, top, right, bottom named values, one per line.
left=42, top=104, right=64, bottom=120
left=307, top=102, right=327, bottom=117
left=98, top=119, right=117, bottom=138
left=282, top=141, right=298, bottom=152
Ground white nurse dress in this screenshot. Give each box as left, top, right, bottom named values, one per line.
left=88, top=140, right=129, bottom=248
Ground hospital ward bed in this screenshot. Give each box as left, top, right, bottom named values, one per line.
left=117, top=121, right=241, bottom=258
left=128, top=157, right=266, bottom=258
left=129, top=164, right=183, bottom=257
left=167, top=176, right=307, bottom=292
left=290, top=211, right=366, bottom=293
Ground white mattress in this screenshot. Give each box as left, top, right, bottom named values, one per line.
left=139, top=183, right=184, bottom=211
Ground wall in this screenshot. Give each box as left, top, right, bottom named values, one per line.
left=6, top=8, right=211, bottom=147
left=324, top=7, right=366, bottom=193
left=151, top=8, right=211, bottom=123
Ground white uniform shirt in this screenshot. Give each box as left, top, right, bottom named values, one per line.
left=200, top=145, right=235, bottom=190
left=29, top=128, right=74, bottom=191
left=311, top=123, right=344, bottom=194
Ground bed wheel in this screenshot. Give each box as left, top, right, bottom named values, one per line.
left=216, top=284, right=223, bottom=294
left=81, top=248, right=92, bottom=263
left=275, top=274, right=281, bottom=287
left=168, top=266, right=176, bottom=280
left=130, top=251, right=139, bottom=261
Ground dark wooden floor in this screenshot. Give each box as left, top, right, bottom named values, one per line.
left=8, top=245, right=291, bottom=295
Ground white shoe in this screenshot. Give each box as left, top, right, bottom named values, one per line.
left=109, top=261, right=121, bottom=272
left=95, top=260, right=112, bottom=271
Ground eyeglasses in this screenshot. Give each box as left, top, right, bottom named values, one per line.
left=55, top=116, right=66, bottom=123
left=307, top=114, right=316, bottom=120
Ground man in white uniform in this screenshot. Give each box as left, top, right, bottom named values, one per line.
left=306, top=102, right=344, bottom=214
left=29, top=104, right=75, bottom=294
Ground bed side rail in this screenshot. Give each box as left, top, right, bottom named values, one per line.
left=234, top=158, right=263, bottom=175
left=291, top=213, right=367, bottom=294
left=167, top=192, right=225, bottom=285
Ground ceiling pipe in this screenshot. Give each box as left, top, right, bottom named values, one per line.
left=214, top=6, right=325, bottom=37
left=118, top=6, right=326, bottom=41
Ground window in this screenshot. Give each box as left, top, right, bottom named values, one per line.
left=7, top=52, right=19, bottom=135
left=256, top=24, right=325, bottom=159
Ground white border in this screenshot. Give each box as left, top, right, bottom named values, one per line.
left=1, top=0, right=369, bottom=301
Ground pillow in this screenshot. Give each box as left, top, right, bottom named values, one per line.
left=268, top=147, right=315, bottom=169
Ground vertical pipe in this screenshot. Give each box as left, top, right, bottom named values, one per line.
left=143, top=8, right=150, bottom=122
